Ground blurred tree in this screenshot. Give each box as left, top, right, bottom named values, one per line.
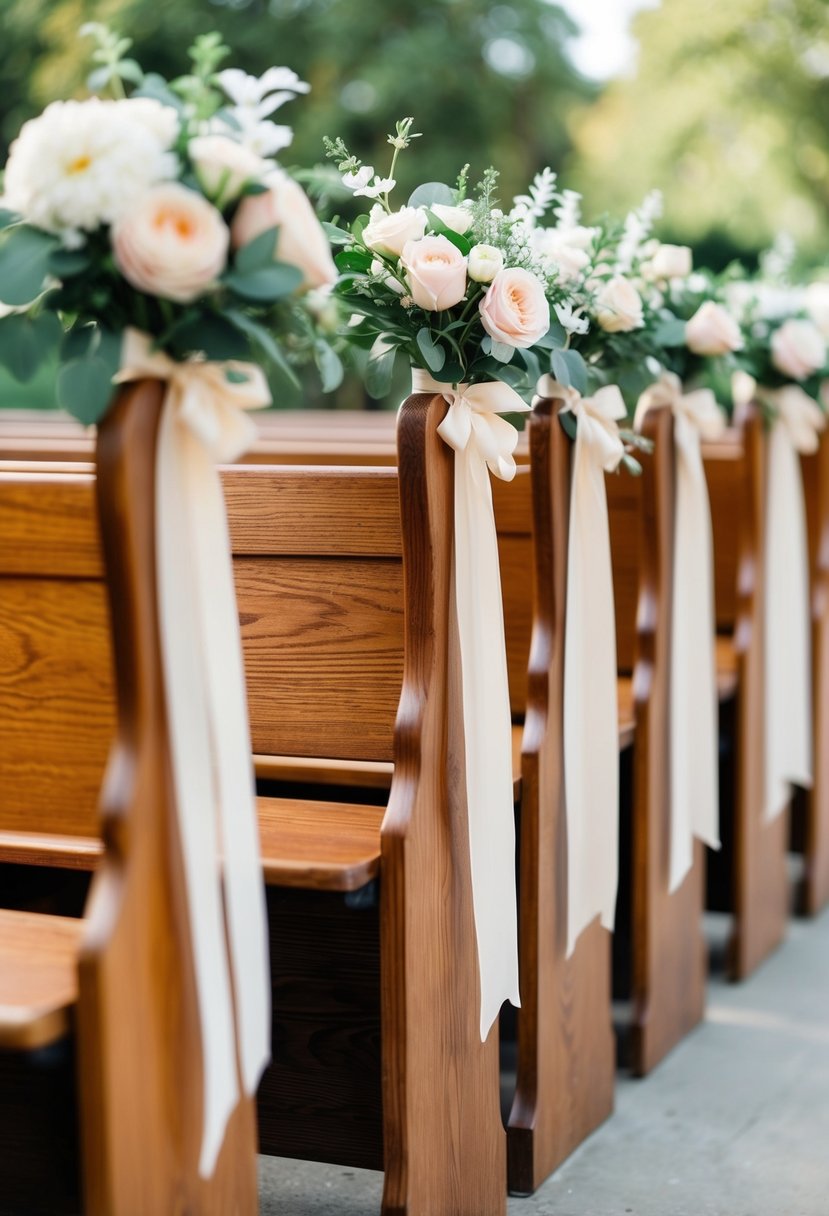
left=0, top=0, right=594, bottom=208
left=569, top=0, right=829, bottom=265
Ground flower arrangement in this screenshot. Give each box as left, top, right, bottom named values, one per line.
left=323, top=120, right=581, bottom=401
left=0, top=26, right=342, bottom=422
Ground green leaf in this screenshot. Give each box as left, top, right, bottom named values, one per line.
left=407, top=182, right=456, bottom=209
left=61, top=324, right=97, bottom=363
left=117, top=59, right=144, bottom=85
left=425, top=213, right=471, bottom=255
left=536, top=317, right=568, bottom=350
left=416, top=327, right=446, bottom=374
left=0, top=210, right=18, bottom=231
left=322, top=221, right=353, bottom=246
left=223, top=263, right=303, bottom=301
left=136, top=74, right=185, bottom=112
left=235, top=227, right=279, bottom=274
left=365, top=336, right=398, bottom=399
left=0, top=312, right=62, bottom=382
left=621, top=452, right=644, bottom=477
left=335, top=248, right=373, bottom=273
left=491, top=340, right=515, bottom=365
left=225, top=309, right=300, bottom=388
left=314, top=340, right=344, bottom=392
left=57, top=355, right=115, bottom=425
left=168, top=313, right=252, bottom=362
left=552, top=348, right=588, bottom=395
left=48, top=248, right=91, bottom=278
left=558, top=409, right=578, bottom=441
left=653, top=314, right=687, bottom=347
left=0, top=224, right=60, bottom=306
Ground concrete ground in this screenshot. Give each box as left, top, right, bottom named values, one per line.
left=259, top=908, right=829, bottom=1215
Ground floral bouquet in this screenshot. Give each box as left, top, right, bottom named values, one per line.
left=322, top=119, right=581, bottom=403
left=0, top=26, right=342, bottom=422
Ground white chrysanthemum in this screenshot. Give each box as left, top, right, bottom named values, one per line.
left=3, top=97, right=179, bottom=242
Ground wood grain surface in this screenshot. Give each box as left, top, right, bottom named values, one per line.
left=0, top=909, right=81, bottom=1050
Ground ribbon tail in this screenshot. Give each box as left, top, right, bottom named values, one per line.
left=157, top=398, right=240, bottom=1178
left=668, top=425, right=720, bottom=894
left=188, top=452, right=272, bottom=1098
left=451, top=444, right=520, bottom=1040
left=764, top=420, right=813, bottom=820
left=563, top=430, right=619, bottom=957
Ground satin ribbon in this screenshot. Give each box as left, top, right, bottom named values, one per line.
left=114, top=330, right=272, bottom=1176
left=411, top=367, right=524, bottom=1039
left=761, top=384, right=825, bottom=819
left=537, top=375, right=624, bottom=957
left=635, top=374, right=724, bottom=891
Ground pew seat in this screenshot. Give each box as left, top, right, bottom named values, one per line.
left=0, top=909, right=81, bottom=1050
left=0, top=797, right=384, bottom=892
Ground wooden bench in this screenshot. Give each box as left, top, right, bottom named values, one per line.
left=607, top=407, right=707, bottom=1078
left=0, top=384, right=508, bottom=1214
left=703, top=410, right=789, bottom=979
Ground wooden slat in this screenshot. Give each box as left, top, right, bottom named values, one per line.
left=716, top=635, right=738, bottom=700
left=0, top=910, right=81, bottom=1050
left=617, top=677, right=635, bottom=750
left=256, top=798, right=383, bottom=890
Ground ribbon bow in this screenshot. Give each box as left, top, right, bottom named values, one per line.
left=411, top=368, right=524, bottom=1039
left=535, top=375, right=625, bottom=955
left=635, top=375, right=723, bottom=891
left=766, top=384, right=826, bottom=454
left=116, top=330, right=272, bottom=1176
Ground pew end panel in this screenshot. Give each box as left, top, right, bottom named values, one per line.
left=379, top=391, right=506, bottom=1216
left=703, top=410, right=790, bottom=980
left=507, top=398, right=615, bottom=1196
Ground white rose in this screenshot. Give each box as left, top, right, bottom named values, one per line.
left=362, top=204, right=427, bottom=257
left=806, top=282, right=829, bottom=340
left=646, top=243, right=692, bottom=281
left=370, top=258, right=405, bottom=294
left=112, top=182, right=229, bottom=303
left=467, top=244, right=504, bottom=284
left=430, top=202, right=473, bottom=235
left=530, top=228, right=590, bottom=283
left=189, top=135, right=265, bottom=209
left=595, top=276, right=644, bottom=333
left=685, top=301, right=743, bottom=355
left=770, top=318, right=827, bottom=381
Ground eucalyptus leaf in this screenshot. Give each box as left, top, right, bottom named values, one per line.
left=314, top=340, right=344, bottom=392
left=49, top=248, right=91, bottom=278
left=558, top=409, right=578, bottom=441
left=225, top=309, right=300, bottom=388
left=365, top=337, right=397, bottom=399
left=235, top=227, right=279, bottom=274
left=536, top=317, right=568, bottom=350
left=223, top=263, right=302, bottom=301
left=168, top=313, right=252, bottom=362
left=491, top=340, right=515, bottom=364
left=57, top=355, right=115, bottom=425
left=0, top=312, right=62, bottom=382
left=425, top=213, right=471, bottom=255
left=653, top=314, right=687, bottom=347
left=322, top=221, right=353, bottom=246
left=0, top=224, right=59, bottom=306
left=0, top=210, right=18, bottom=231
left=416, top=327, right=446, bottom=374
left=621, top=452, right=644, bottom=477
left=408, top=182, right=456, bottom=209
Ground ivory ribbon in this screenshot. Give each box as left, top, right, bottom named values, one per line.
left=114, top=330, right=272, bottom=1176
left=761, top=384, right=824, bottom=819
left=411, top=368, right=523, bottom=1039
left=635, top=374, right=724, bottom=891
left=537, top=376, right=625, bottom=957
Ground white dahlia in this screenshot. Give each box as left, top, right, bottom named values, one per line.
left=3, top=97, right=179, bottom=244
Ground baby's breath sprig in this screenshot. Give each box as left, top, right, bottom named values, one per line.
left=323, top=135, right=361, bottom=176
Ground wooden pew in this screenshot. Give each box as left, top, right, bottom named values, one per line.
left=703, top=410, right=789, bottom=979
left=607, top=407, right=707, bottom=1077
left=0, top=385, right=507, bottom=1214
left=797, top=433, right=829, bottom=914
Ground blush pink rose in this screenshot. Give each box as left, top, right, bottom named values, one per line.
left=479, top=267, right=550, bottom=348
left=231, top=170, right=337, bottom=291
left=112, top=182, right=229, bottom=303
left=685, top=301, right=743, bottom=356
left=400, top=234, right=468, bottom=310
left=770, top=318, right=827, bottom=381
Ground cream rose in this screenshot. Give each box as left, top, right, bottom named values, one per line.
left=771, top=318, right=827, bottom=381
left=479, top=267, right=550, bottom=348
left=112, top=182, right=228, bottom=303
left=400, top=234, right=468, bottom=311
left=430, top=202, right=473, bottom=235
left=467, top=244, right=504, bottom=284
left=530, top=229, right=590, bottom=284
left=363, top=204, right=427, bottom=257
left=685, top=301, right=743, bottom=355
left=595, top=276, right=644, bottom=333
left=231, top=169, right=337, bottom=290
left=189, top=134, right=265, bottom=209
left=647, top=243, right=692, bottom=281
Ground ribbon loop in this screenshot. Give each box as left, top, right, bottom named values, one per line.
left=636, top=375, right=723, bottom=890
left=411, top=367, right=522, bottom=1039
left=116, top=329, right=271, bottom=1176
left=767, top=384, right=826, bottom=455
